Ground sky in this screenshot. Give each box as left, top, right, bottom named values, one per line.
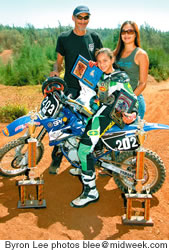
left=0, top=0, right=169, bottom=32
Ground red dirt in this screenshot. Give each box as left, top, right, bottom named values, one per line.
left=0, top=75, right=169, bottom=240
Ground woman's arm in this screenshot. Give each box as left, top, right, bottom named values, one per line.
left=134, top=49, right=149, bottom=96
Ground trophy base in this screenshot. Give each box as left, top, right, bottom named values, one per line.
left=16, top=178, right=46, bottom=209
left=122, top=214, right=153, bottom=226
left=122, top=193, right=153, bottom=226
left=17, top=199, right=46, bottom=209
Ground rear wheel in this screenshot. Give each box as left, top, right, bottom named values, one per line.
left=113, top=149, right=166, bottom=194
left=0, top=137, right=44, bottom=177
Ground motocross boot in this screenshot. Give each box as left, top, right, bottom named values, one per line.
left=70, top=170, right=99, bottom=208
left=49, top=146, right=63, bottom=175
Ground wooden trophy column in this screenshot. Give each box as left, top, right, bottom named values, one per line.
left=122, top=119, right=153, bottom=226
left=17, top=121, right=46, bottom=209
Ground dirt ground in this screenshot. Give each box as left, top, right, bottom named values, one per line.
left=0, top=69, right=169, bottom=240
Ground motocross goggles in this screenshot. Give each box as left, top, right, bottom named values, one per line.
left=43, top=82, right=64, bottom=98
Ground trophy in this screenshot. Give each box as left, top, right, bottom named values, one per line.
left=122, top=118, right=153, bottom=226
left=17, top=114, right=46, bottom=209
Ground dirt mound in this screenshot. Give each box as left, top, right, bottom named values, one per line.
left=0, top=77, right=169, bottom=240
left=0, top=50, right=13, bottom=64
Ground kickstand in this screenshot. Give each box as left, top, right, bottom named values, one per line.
left=121, top=192, right=127, bottom=208
left=24, top=169, right=30, bottom=180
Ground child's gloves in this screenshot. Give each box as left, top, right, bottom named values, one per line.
left=90, top=95, right=100, bottom=112
left=122, top=112, right=136, bottom=124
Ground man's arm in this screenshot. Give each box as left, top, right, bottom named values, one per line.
left=50, top=53, right=64, bottom=77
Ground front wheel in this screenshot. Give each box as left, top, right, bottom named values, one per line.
left=113, top=149, right=166, bottom=194
left=0, top=136, right=44, bottom=177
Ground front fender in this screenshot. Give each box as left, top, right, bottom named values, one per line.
left=2, top=115, right=31, bottom=137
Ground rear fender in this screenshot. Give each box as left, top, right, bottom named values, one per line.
left=102, top=122, right=169, bottom=151
left=106, top=122, right=169, bottom=134
left=143, top=123, right=169, bottom=132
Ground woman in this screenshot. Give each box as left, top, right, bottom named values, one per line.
left=114, top=21, right=149, bottom=119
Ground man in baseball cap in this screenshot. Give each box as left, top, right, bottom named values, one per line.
left=73, top=5, right=91, bottom=16
left=49, top=5, right=103, bottom=176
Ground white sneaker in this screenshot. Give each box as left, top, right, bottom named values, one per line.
left=69, top=168, right=81, bottom=176
left=70, top=188, right=99, bottom=208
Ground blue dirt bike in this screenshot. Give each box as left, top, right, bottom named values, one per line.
left=0, top=77, right=169, bottom=194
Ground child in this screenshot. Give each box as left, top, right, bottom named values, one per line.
left=70, top=48, right=138, bottom=208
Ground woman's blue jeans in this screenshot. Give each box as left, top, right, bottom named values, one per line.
left=137, top=94, right=146, bottom=119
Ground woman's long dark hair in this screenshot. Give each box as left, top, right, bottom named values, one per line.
left=114, top=21, right=141, bottom=61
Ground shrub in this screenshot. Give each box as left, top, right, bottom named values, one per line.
left=3, top=42, right=50, bottom=86
left=148, top=48, right=169, bottom=81
left=0, top=29, right=24, bottom=53
left=0, top=104, right=27, bottom=123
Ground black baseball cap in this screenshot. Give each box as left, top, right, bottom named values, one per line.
left=73, top=5, right=91, bottom=16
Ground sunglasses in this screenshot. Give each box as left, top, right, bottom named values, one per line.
left=121, top=29, right=135, bottom=35
left=76, top=15, right=90, bottom=20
